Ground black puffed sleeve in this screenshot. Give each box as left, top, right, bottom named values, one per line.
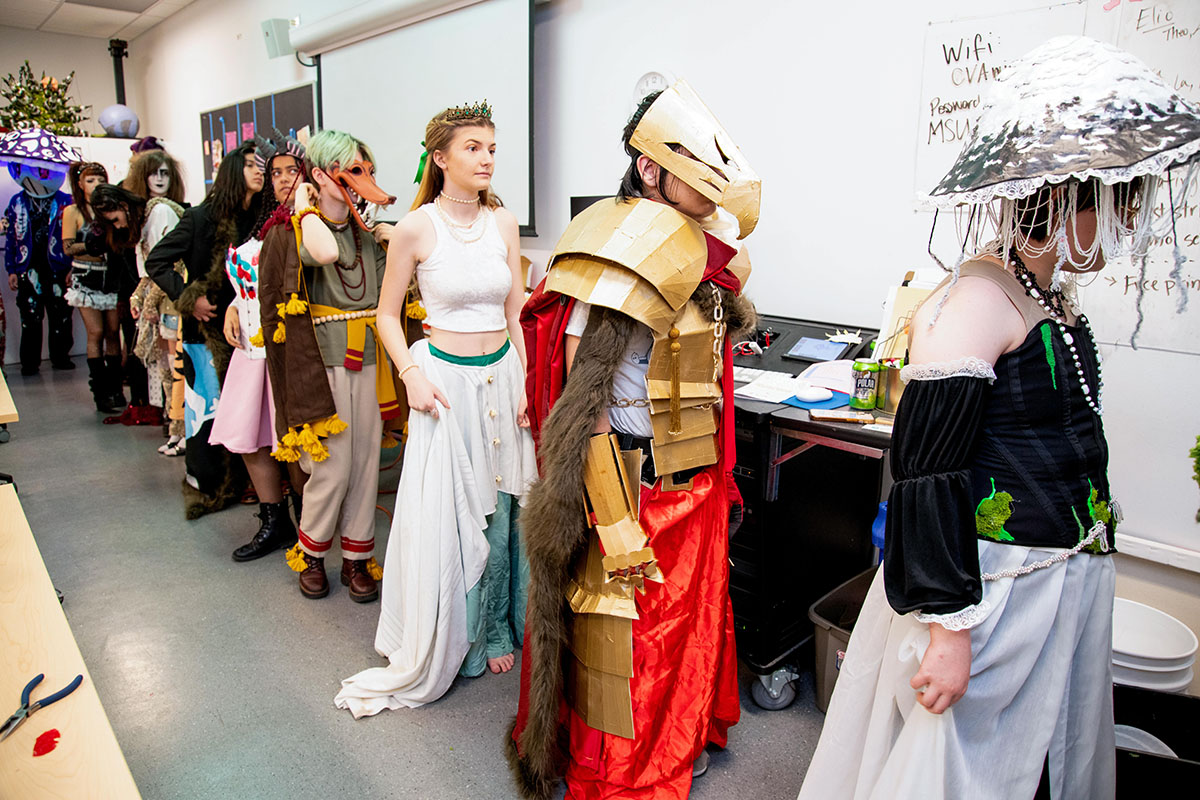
left=884, top=375, right=990, bottom=616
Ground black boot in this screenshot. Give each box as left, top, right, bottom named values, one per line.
left=232, top=500, right=297, bottom=562
left=103, top=355, right=126, bottom=409
left=88, top=358, right=119, bottom=413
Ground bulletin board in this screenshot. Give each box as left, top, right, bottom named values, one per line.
left=197, top=83, right=315, bottom=193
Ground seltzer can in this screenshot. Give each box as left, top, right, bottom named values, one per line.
left=850, top=359, right=879, bottom=410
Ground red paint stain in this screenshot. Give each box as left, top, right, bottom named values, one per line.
left=32, top=729, right=60, bottom=756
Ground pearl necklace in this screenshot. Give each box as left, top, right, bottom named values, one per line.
left=1009, top=250, right=1104, bottom=416
left=439, top=191, right=480, bottom=205
left=434, top=195, right=487, bottom=244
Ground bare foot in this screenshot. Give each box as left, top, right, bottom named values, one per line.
left=487, top=653, right=515, bottom=674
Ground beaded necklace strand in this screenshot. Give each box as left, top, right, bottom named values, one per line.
left=433, top=195, right=487, bottom=244
left=1009, top=248, right=1104, bottom=415
left=332, top=224, right=367, bottom=302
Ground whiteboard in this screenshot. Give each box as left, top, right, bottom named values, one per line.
left=1077, top=0, right=1200, bottom=356
left=320, top=0, right=533, bottom=230
left=1074, top=0, right=1200, bottom=557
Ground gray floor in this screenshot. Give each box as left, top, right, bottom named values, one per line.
left=2, top=363, right=824, bottom=800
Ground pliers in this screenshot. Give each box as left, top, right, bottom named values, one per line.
left=0, top=673, right=83, bottom=742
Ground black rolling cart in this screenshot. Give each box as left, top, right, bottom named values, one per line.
left=728, top=314, right=891, bottom=709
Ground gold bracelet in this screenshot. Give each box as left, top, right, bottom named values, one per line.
left=398, top=364, right=419, bottom=380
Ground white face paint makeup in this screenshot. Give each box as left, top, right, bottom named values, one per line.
left=148, top=165, right=171, bottom=198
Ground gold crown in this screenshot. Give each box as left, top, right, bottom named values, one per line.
left=445, top=100, right=492, bottom=121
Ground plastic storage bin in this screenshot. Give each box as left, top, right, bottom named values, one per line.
left=808, top=565, right=878, bottom=712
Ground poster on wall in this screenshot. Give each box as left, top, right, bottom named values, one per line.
left=198, top=83, right=315, bottom=191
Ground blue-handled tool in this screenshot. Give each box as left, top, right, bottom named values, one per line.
left=0, top=673, right=83, bottom=742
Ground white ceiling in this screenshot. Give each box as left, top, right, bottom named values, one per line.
left=1, top=0, right=196, bottom=40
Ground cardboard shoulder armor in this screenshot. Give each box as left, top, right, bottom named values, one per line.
left=629, top=79, right=761, bottom=240
left=545, top=197, right=707, bottom=335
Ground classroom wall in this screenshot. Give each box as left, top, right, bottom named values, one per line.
left=0, top=26, right=117, bottom=138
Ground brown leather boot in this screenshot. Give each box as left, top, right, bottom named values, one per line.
left=298, top=553, right=329, bottom=599
left=341, top=558, right=378, bottom=603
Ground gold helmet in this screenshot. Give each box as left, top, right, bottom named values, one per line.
left=629, top=79, right=761, bottom=239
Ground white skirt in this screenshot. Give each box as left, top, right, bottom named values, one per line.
left=334, top=339, right=537, bottom=717
left=798, top=541, right=1116, bottom=800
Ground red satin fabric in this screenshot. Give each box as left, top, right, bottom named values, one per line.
left=564, top=465, right=741, bottom=800
left=519, top=276, right=576, bottom=450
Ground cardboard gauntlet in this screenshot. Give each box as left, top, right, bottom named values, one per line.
left=582, top=433, right=663, bottom=589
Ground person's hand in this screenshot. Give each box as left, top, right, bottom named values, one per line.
left=7, top=274, right=18, bottom=291
left=910, top=624, right=971, bottom=714
left=223, top=304, right=241, bottom=349
left=401, top=368, right=450, bottom=419
left=294, top=182, right=317, bottom=211
left=192, top=295, right=217, bottom=322
left=517, top=392, right=530, bottom=428
left=371, top=223, right=395, bottom=247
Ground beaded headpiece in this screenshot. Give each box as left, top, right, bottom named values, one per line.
left=444, top=100, right=492, bottom=121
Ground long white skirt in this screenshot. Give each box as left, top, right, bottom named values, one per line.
left=334, top=340, right=537, bottom=717
left=798, top=541, right=1116, bottom=800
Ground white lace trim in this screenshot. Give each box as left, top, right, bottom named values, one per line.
left=923, top=137, right=1200, bottom=209
left=915, top=599, right=994, bottom=631
left=900, top=357, right=996, bottom=384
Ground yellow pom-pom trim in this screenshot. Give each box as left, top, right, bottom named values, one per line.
left=309, top=440, right=331, bottom=462
left=365, top=557, right=383, bottom=581
left=271, top=444, right=300, bottom=463
left=249, top=328, right=265, bottom=348
left=284, top=293, right=308, bottom=316
left=285, top=543, right=309, bottom=572
left=297, top=424, right=320, bottom=449
left=273, top=322, right=286, bottom=343
left=310, top=414, right=347, bottom=438
left=405, top=299, right=427, bottom=321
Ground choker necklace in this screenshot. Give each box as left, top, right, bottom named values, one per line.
left=1009, top=248, right=1103, bottom=416
left=439, top=191, right=480, bottom=205
left=1009, top=248, right=1067, bottom=319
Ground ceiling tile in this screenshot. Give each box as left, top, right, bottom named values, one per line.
left=4, top=0, right=62, bottom=14
left=0, top=0, right=62, bottom=29
left=40, top=3, right=137, bottom=37
left=1, top=11, right=57, bottom=30
left=70, top=0, right=159, bottom=12
left=142, top=0, right=194, bottom=17
left=112, top=15, right=160, bottom=40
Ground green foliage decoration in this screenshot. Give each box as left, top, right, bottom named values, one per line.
left=0, top=61, right=89, bottom=135
left=975, top=477, right=1015, bottom=542
left=1190, top=435, right=1200, bottom=522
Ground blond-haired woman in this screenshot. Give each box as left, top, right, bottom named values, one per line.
left=336, top=103, right=536, bottom=717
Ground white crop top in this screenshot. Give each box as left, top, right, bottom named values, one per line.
left=416, top=204, right=512, bottom=333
